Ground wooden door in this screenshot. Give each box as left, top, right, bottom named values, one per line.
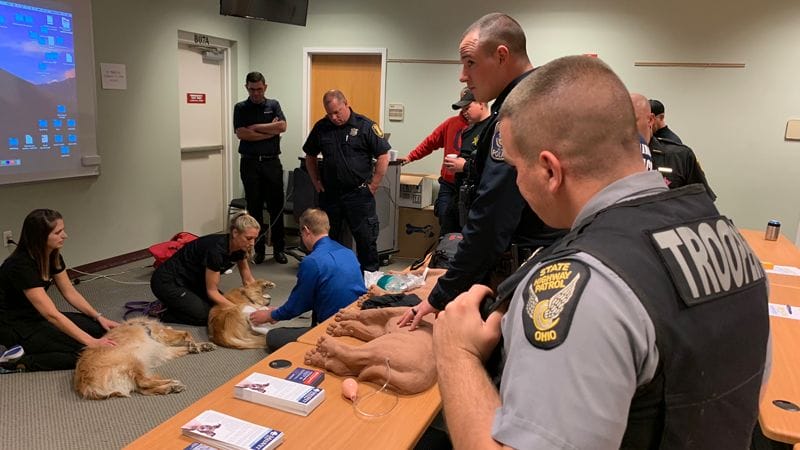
left=309, top=54, right=382, bottom=125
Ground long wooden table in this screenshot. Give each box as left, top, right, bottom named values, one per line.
left=124, top=342, right=441, bottom=449
left=741, top=229, right=800, bottom=443
left=741, top=228, right=800, bottom=289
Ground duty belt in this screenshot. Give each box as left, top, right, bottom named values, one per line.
left=241, top=154, right=279, bottom=162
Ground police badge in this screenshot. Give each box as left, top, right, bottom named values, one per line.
left=522, top=259, right=589, bottom=349
left=490, top=123, right=504, bottom=161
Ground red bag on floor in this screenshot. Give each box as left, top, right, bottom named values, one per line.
left=148, top=232, right=198, bottom=268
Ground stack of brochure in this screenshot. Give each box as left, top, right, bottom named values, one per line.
left=235, top=372, right=325, bottom=416
left=180, top=409, right=283, bottom=450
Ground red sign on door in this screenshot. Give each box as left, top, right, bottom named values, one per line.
left=186, top=93, right=206, bottom=104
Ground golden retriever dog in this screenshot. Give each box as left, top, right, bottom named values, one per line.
left=207, top=279, right=275, bottom=349
left=74, top=317, right=216, bottom=399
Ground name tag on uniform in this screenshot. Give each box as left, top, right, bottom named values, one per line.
left=650, top=217, right=765, bottom=306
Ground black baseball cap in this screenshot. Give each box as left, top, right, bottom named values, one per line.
left=649, top=99, right=665, bottom=115
left=452, top=87, right=475, bottom=110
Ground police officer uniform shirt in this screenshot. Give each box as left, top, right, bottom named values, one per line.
left=650, top=136, right=716, bottom=200
left=303, top=108, right=390, bottom=192
left=493, top=171, right=769, bottom=449
left=234, top=97, right=286, bottom=157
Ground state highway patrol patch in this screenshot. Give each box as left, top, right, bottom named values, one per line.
left=490, top=123, right=504, bottom=161
left=371, top=123, right=384, bottom=138
left=522, top=259, right=589, bottom=349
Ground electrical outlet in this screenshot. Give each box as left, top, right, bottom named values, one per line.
left=3, top=231, right=12, bottom=247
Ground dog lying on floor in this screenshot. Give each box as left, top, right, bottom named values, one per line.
left=208, top=279, right=275, bottom=349
left=74, top=317, right=216, bottom=399
left=304, top=268, right=446, bottom=395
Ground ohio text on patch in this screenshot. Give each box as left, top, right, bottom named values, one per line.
left=522, top=259, right=589, bottom=349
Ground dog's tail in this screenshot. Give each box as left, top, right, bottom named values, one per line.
left=213, top=334, right=265, bottom=350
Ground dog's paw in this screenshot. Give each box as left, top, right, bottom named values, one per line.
left=198, top=342, right=217, bottom=352
left=170, top=381, right=185, bottom=393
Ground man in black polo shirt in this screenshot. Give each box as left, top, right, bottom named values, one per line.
left=302, top=90, right=390, bottom=272
left=234, top=71, right=288, bottom=264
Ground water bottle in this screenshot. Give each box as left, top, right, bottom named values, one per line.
left=765, top=220, right=781, bottom=241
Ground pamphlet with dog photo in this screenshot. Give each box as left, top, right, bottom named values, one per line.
left=180, top=409, right=283, bottom=450
left=235, top=372, right=325, bottom=416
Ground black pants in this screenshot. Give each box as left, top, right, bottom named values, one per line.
left=266, top=327, right=310, bottom=353
left=320, top=186, right=380, bottom=272
left=240, top=157, right=285, bottom=254
left=150, top=269, right=211, bottom=326
left=0, top=313, right=105, bottom=371
left=434, top=179, right=460, bottom=235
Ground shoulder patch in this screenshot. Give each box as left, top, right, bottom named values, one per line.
left=371, top=123, right=384, bottom=138
left=490, top=123, right=504, bottom=161
left=522, top=259, right=590, bottom=350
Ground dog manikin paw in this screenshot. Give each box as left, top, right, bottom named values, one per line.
left=199, top=342, right=217, bottom=352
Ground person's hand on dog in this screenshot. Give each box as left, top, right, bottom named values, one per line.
left=97, top=316, right=120, bottom=331
left=397, top=298, right=439, bottom=331
left=250, top=307, right=277, bottom=326
left=433, top=285, right=502, bottom=363
left=90, top=337, right=117, bottom=348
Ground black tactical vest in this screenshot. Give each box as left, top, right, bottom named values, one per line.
left=529, top=184, right=769, bottom=448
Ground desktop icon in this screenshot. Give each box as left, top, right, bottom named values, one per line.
left=53, top=119, right=62, bottom=127
left=38, top=119, right=47, bottom=128
left=8, top=137, right=19, bottom=147
left=54, top=135, right=64, bottom=143
left=67, top=119, right=76, bottom=127
left=57, top=105, right=66, bottom=114
left=25, top=135, right=33, bottom=145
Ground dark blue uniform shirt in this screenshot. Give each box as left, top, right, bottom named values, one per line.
left=302, top=109, right=390, bottom=192
left=234, top=98, right=286, bottom=157
left=428, top=71, right=566, bottom=310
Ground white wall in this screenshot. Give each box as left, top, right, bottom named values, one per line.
left=2, top=0, right=798, bottom=265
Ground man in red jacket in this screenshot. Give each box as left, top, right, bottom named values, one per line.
left=400, top=89, right=474, bottom=234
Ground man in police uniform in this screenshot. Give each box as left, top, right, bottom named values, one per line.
left=399, top=12, right=564, bottom=330
left=650, top=98, right=683, bottom=144
left=302, top=90, right=390, bottom=272
left=631, top=93, right=716, bottom=200
left=433, top=56, right=769, bottom=449
left=234, top=71, right=288, bottom=264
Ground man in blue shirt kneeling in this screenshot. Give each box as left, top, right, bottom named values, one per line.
left=250, top=208, right=367, bottom=352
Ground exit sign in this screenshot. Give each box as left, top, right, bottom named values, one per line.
left=186, top=93, right=206, bottom=104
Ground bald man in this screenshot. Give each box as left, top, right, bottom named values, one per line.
left=433, top=56, right=768, bottom=449
left=630, top=92, right=654, bottom=171
left=630, top=93, right=716, bottom=199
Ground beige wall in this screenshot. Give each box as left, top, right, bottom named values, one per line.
left=2, top=0, right=798, bottom=265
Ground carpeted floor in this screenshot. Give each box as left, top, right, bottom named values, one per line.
left=0, top=248, right=410, bottom=450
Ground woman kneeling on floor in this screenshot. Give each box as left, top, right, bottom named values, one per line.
left=0, top=209, right=119, bottom=372
left=150, top=212, right=259, bottom=326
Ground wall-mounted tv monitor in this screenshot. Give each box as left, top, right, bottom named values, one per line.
left=220, top=0, right=308, bottom=26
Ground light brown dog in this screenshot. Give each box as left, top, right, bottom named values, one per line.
left=304, top=268, right=446, bottom=395
left=207, top=279, right=275, bottom=349
left=74, top=317, right=216, bottom=399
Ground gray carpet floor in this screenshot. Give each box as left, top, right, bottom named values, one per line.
left=0, top=248, right=411, bottom=450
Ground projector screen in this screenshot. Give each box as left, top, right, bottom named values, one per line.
left=0, top=0, right=99, bottom=185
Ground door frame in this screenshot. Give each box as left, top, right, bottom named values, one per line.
left=177, top=30, right=236, bottom=222
left=302, top=47, right=387, bottom=137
